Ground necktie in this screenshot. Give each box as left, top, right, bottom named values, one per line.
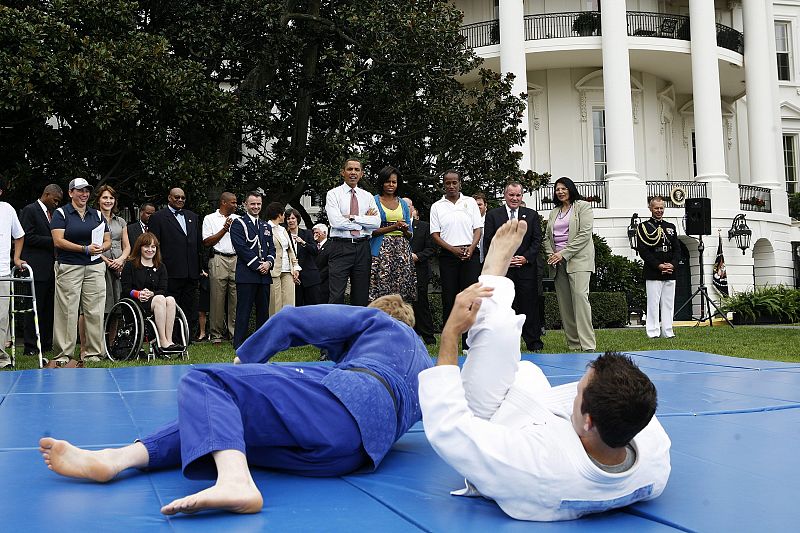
left=46, top=210, right=52, bottom=223
left=510, top=209, right=516, bottom=220
left=349, top=189, right=360, bottom=237
left=173, top=209, right=183, bottom=216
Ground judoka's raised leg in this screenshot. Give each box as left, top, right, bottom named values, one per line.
left=39, top=438, right=149, bottom=482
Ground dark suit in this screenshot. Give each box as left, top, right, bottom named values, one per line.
left=410, top=219, right=437, bottom=344
left=483, top=206, right=543, bottom=350
left=293, top=228, right=322, bottom=306
left=126, top=221, right=146, bottom=249
left=19, top=201, right=55, bottom=352
left=148, top=206, right=202, bottom=335
left=230, top=215, right=276, bottom=348
left=315, top=239, right=330, bottom=306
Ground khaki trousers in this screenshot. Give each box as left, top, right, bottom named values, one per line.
left=269, top=271, right=295, bottom=316
left=53, top=262, right=106, bottom=359
left=209, top=253, right=237, bottom=341
left=553, top=263, right=595, bottom=351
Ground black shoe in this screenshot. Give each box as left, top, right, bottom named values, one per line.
left=423, top=337, right=436, bottom=345
left=162, top=344, right=185, bottom=352
left=526, top=341, right=545, bottom=352
left=23, top=349, right=39, bottom=356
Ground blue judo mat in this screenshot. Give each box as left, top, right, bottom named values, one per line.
left=1, top=350, right=799, bottom=531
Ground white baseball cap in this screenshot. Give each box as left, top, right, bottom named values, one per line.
left=68, top=178, right=93, bottom=191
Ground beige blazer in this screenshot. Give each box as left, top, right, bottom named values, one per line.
left=543, top=200, right=595, bottom=274
left=270, top=224, right=299, bottom=278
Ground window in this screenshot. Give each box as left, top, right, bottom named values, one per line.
left=776, top=22, right=791, bottom=81
left=691, top=131, right=697, bottom=178
left=784, top=134, right=798, bottom=194
left=592, top=109, right=607, bottom=180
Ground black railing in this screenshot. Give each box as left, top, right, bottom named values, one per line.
left=646, top=181, right=708, bottom=208
left=739, top=184, right=772, bottom=213
left=524, top=11, right=601, bottom=40
left=461, top=12, right=743, bottom=54
left=716, top=23, right=744, bottom=54
left=460, top=20, right=499, bottom=49
left=627, top=11, right=690, bottom=40
left=529, top=181, right=606, bottom=212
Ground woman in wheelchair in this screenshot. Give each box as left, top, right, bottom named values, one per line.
left=122, top=233, right=183, bottom=352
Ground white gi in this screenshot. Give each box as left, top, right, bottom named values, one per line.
left=419, top=275, right=671, bottom=521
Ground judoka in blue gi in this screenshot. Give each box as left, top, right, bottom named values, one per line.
left=39, top=295, right=432, bottom=516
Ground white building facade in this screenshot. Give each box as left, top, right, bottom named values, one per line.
left=457, top=0, right=800, bottom=312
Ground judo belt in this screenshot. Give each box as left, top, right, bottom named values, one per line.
left=345, top=367, right=398, bottom=413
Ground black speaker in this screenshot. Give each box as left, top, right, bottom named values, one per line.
left=685, top=197, right=711, bottom=235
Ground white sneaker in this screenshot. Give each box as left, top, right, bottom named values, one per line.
left=83, top=356, right=102, bottom=362
left=0, top=352, right=12, bottom=368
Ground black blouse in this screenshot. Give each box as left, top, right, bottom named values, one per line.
left=121, top=261, right=169, bottom=298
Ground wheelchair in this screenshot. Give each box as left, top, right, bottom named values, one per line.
left=103, top=298, right=190, bottom=361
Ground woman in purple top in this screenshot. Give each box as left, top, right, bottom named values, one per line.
left=543, top=177, right=596, bottom=351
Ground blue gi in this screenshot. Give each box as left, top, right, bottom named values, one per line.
left=140, top=304, right=432, bottom=479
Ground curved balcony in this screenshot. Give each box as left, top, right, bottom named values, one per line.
left=459, top=11, right=744, bottom=55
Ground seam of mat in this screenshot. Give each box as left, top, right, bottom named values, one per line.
left=338, top=476, right=431, bottom=532
left=666, top=447, right=800, bottom=491
left=624, top=351, right=800, bottom=371
left=0, top=372, right=22, bottom=407
left=622, top=507, right=697, bottom=532
left=108, top=368, right=177, bottom=531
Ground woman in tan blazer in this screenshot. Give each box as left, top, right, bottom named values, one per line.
left=543, top=177, right=596, bottom=351
left=265, top=202, right=299, bottom=316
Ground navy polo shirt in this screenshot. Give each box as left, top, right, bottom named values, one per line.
left=51, top=203, right=110, bottom=265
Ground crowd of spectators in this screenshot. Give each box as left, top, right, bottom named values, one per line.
left=0, top=161, right=602, bottom=366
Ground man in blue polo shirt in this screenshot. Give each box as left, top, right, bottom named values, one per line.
left=50, top=178, right=111, bottom=366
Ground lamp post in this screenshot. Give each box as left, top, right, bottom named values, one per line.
left=627, top=213, right=640, bottom=254
left=727, top=214, right=752, bottom=255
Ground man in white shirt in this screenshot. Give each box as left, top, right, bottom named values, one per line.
left=324, top=158, right=380, bottom=306
left=430, top=170, right=482, bottom=345
left=202, top=192, right=240, bottom=345
left=419, top=219, right=671, bottom=521
left=0, top=181, right=26, bottom=368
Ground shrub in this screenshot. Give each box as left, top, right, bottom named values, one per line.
left=591, top=234, right=646, bottom=315
left=721, top=286, right=800, bottom=324
left=544, top=291, right=628, bottom=329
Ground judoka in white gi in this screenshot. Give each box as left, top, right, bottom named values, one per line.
left=419, top=219, right=671, bottom=521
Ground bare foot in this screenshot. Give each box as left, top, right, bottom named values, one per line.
left=482, top=219, right=527, bottom=277
left=160, top=480, right=263, bottom=515
left=39, top=437, right=120, bottom=482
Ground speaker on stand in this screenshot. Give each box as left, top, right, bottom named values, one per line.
left=674, top=198, right=733, bottom=328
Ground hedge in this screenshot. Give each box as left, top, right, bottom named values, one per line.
left=428, top=290, right=628, bottom=331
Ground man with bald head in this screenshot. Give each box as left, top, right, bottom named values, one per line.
left=148, top=187, right=203, bottom=339
left=202, top=192, right=239, bottom=344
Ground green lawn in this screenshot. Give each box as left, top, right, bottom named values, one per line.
left=9, top=324, right=799, bottom=371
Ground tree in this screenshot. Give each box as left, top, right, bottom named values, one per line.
left=2, top=0, right=529, bottom=222
left=0, top=0, right=237, bottom=210
left=138, top=0, right=530, bottom=220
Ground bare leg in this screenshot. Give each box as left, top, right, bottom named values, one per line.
left=482, top=219, right=527, bottom=277
left=165, top=296, right=176, bottom=342
left=160, top=449, right=263, bottom=516
left=197, top=310, right=207, bottom=339
left=151, top=295, right=171, bottom=346
left=39, top=437, right=149, bottom=482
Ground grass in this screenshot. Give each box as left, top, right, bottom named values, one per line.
left=8, top=323, right=800, bottom=371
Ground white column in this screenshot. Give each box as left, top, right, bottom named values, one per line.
left=689, top=0, right=729, bottom=183
left=600, top=2, right=638, bottom=182
left=499, top=0, right=532, bottom=171
left=743, top=0, right=781, bottom=189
